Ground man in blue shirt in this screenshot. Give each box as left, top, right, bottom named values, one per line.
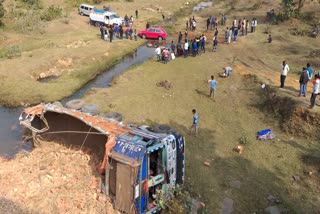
left=190, top=109, right=199, bottom=137
left=208, top=75, right=217, bottom=97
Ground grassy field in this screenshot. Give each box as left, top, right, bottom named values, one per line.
left=82, top=0, right=320, bottom=213
left=0, top=0, right=196, bottom=106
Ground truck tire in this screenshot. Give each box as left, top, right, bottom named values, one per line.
left=153, top=124, right=175, bottom=134
left=95, top=22, right=100, bottom=27
left=81, top=105, right=100, bottom=115
left=101, top=112, right=122, bottom=122
left=52, top=101, right=63, bottom=108
left=65, top=99, right=85, bottom=110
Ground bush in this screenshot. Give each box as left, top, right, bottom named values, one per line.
left=6, top=45, right=21, bottom=59
left=20, top=0, right=42, bottom=9
left=14, top=9, right=46, bottom=32
left=40, top=5, right=62, bottom=21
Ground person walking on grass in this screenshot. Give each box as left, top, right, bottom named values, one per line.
left=189, top=109, right=199, bottom=136
left=299, top=67, right=309, bottom=97
left=310, top=74, right=320, bottom=108
left=135, top=9, right=138, bottom=19
left=212, top=36, right=218, bottom=52
left=280, top=61, right=290, bottom=88
left=208, top=75, right=217, bottom=98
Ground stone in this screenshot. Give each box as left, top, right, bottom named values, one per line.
left=292, top=175, right=300, bottom=181
left=203, top=161, right=211, bottom=167
left=229, top=181, right=241, bottom=189
left=221, top=198, right=233, bottom=214
left=264, top=206, right=281, bottom=214
left=39, top=72, right=46, bottom=79
left=267, top=194, right=280, bottom=204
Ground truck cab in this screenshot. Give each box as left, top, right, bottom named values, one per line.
left=106, top=126, right=185, bottom=213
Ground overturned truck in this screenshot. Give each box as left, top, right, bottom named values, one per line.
left=19, top=103, right=185, bottom=214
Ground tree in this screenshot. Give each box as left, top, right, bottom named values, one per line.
left=281, top=0, right=295, bottom=18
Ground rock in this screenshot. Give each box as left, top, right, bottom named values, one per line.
left=229, top=181, right=241, bottom=189
left=39, top=72, right=46, bottom=79
left=237, top=145, right=244, bottom=154
left=200, top=202, right=205, bottom=207
left=292, top=175, right=300, bottom=181
left=221, top=198, right=233, bottom=214
left=203, top=161, right=210, bottom=167
left=264, top=206, right=281, bottom=214
left=267, top=194, right=280, bottom=204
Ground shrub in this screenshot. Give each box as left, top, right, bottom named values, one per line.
left=40, top=5, right=62, bottom=21
left=14, top=9, right=46, bottom=32
left=20, top=0, right=42, bottom=9
left=6, top=45, right=21, bottom=59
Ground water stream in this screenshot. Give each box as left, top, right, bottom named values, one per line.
left=0, top=45, right=157, bottom=157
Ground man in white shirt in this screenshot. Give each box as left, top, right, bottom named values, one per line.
left=280, top=61, right=290, bottom=88
left=184, top=40, right=189, bottom=58
left=155, top=46, right=161, bottom=61
left=310, top=74, right=320, bottom=108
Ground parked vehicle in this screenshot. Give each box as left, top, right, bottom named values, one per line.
left=138, top=26, right=168, bottom=40
left=89, top=11, right=124, bottom=27
left=19, top=103, right=185, bottom=214
left=78, top=4, right=95, bottom=16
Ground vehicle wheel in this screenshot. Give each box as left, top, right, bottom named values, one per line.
left=142, top=34, right=146, bottom=39
left=65, top=99, right=85, bottom=110
left=80, top=12, right=84, bottom=16
left=101, top=112, right=123, bottom=122
left=81, top=105, right=100, bottom=115
left=52, top=101, right=63, bottom=108
left=158, top=36, right=163, bottom=41
left=95, top=22, right=100, bottom=27
left=152, top=124, right=175, bottom=134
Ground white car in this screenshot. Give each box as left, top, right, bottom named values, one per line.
left=78, top=4, right=95, bottom=16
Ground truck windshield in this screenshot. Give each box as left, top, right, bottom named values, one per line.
left=110, top=14, right=119, bottom=19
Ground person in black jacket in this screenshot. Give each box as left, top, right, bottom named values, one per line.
left=109, top=27, right=114, bottom=42
left=299, top=67, right=309, bottom=97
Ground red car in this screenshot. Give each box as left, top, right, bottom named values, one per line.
left=138, top=26, right=167, bottom=40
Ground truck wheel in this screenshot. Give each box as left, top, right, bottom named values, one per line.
left=95, top=22, right=101, bottom=27
left=153, top=124, right=175, bottom=134
left=101, top=112, right=122, bottom=122
left=80, top=12, right=84, bottom=16
left=142, top=34, right=146, bottom=39
left=158, top=36, right=163, bottom=41
left=81, top=105, right=100, bottom=115
left=65, top=99, right=85, bottom=110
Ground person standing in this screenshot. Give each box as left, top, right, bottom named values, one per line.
left=109, top=26, right=114, bottom=42
left=190, top=109, right=199, bottom=136
left=268, top=34, right=272, bottom=43
left=212, top=36, right=218, bottom=52
left=178, top=31, right=183, bottom=43
left=184, top=39, right=189, bottom=58
left=208, top=75, right=217, bottom=97
left=100, top=25, right=105, bottom=39
left=155, top=46, right=161, bottom=61
left=146, top=22, right=150, bottom=29
left=135, top=9, right=138, bottom=19
left=310, top=74, right=320, bottom=108
left=224, top=27, right=229, bottom=43
left=280, top=61, right=290, bottom=88
left=299, top=67, right=309, bottom=97
left=170, top=40, right=176, bottom=53
left=206, top=17, right=211, bottom=31
left=134, top=29, right=138, bottom=41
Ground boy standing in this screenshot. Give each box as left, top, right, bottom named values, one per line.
left=208, top=75, right=217, bottom=97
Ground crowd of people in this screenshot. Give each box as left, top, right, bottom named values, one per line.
left=98, top=11, right=139, bottom=43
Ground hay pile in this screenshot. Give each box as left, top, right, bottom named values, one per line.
left=0, top=141, right=118, bottom=214
left=156, top=80, right=172, bottom=90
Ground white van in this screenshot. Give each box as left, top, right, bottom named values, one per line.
left=78, top=4, right=95, bottom=16
left=89, top=11, right=124, bottom=27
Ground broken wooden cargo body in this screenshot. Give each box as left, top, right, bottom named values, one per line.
left=19, top=103, right=185, bottom=214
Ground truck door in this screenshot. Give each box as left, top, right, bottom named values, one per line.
left=163, top=135, right=177, bottom=192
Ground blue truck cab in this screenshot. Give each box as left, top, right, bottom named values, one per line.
left=106, top=126, right=185, bottom=214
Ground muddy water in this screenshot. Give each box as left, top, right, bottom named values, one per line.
left=0, top=44, right=159, bottom=156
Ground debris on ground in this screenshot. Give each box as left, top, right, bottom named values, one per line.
left=221, top=198, right=234, bottom=214
left=264, top=205, right=281, bottom=214
left=292, top=175, right=301, bottom=181
left=156, top=80, right=172, bottom=90
left=256, top=128, right=275, bottom=140
left=203, top=161, right=211, bottom=167
left=229, top=181, right=241, bottom=189
left=237, top=145, right=244, bottom=154
left=267, top=194, right=281, bottom=204
left=0, top=141, right=117, bottom=214
left=193, top=2, right=213, bottom=11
